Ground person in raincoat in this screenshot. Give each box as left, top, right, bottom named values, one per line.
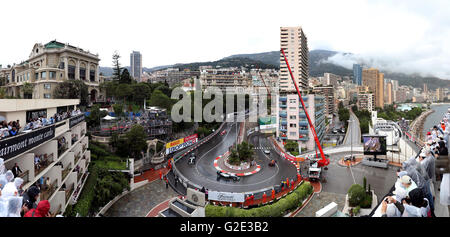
left=24, top=200, right=51, bottom=217
left=0, top=158, right=6, bottom=175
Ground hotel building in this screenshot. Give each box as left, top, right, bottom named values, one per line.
left=0, top=99, right=90, bottom=215
left=0, top=41, right=103, bottom=102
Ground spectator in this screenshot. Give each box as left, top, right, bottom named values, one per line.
left=0, top=158, right=6, bottom=175
left=9, top=127, right=18, bottom=136
left=21, top=186, right=40, bottom=216
left=24, top=200, right=51, bottom=217
left=11, top=163, right=22, bottom=178
left=14, top=178, right=24, bottom=196
left=44, top=177, right=50, bottom=190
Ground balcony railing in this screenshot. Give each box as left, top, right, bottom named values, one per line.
left=82, top=144, right=87, bottom=153
left=40, top=179, right=58, bottom=201
left=61, top=166, right=71, bottom=181
left=18, top=170, right=30, bottom=186
left=34, top=153, right=54, bottom=176
left=65, top=183, right=75, bottom=203
left=77, top=172, right=83, bottom=182
left=74, top=152, right=81, bottom=164
left=58, top=142, right=68, bottom=157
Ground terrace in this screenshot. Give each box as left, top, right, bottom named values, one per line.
left=34, top=153, right=54, bottom=177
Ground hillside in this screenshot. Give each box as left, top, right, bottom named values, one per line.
left=99, top=50, right=450, bottom=90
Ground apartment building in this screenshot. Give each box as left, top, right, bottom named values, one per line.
left=200, top=67, right=251, bottom=94
left=386, top=81, right=393, bottom=105
left=362, top=68, right=384, bottom=108
left=0, top=99, right=90, bottom=215
left=279, top=94, right=326, bottom=152
left=149, top=68, right=200, bottom=86
left=313, top=86, right=336, bottom=116
left=357, top=93, right=375, bottom=111
left=279, top=26, right=309, bottom=91
left=323, top=73, right=340, bottom=88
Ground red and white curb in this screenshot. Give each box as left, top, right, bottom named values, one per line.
left=214, top=156, right=261, bottom=177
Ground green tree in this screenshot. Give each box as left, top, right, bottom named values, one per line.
left=147, top=89, right=173, bottom=110
left=100, top=81, right=118, bottom=100
left=112, top=51, right=122, bottom=81
left=120, top=68, right=132, bottom=84
left=115, top=83, right=132, bottom=103
left=124, top=124, right=148, bottom=159
left=21, top=82, right=34, bottom=99
left=112, top=104, right=123, bottom=117
left=131, top=83, right=151, bottom=104
left=54, top=80, right=89, bottom=106
left=236, top=141, right=254, bottom=162
left=0, top=87, right=5, bottom=99
left=155, top=85, right=171, bottom=97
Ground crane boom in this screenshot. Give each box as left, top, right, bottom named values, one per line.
left=280, top=49, right=329, bottom=167
left=258, top=70, right=271, bottom=97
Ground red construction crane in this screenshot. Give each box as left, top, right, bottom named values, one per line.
left=280, top=49, right=329, bottom=168
left=257, top=69, right=271, bottom=97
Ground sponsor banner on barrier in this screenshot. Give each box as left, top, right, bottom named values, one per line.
left=208, top=191, right=245, bottom=203
left=166, top=134, right=198, bottom=155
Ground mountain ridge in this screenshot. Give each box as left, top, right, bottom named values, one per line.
left=99, top=50, right=450, bottom=90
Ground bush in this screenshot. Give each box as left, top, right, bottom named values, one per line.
left=347, top=184, right=366, bottom=207
left=352, top=206, right=361, bottom=215
left=205, top=182, right=313, bottom=217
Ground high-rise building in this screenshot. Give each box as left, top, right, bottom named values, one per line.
left=278, top=26, right=325, bottom=152
left=353, top=64, right=362, bottom=85
left=313, top=86, right=336, bottom=116
left=130, top=51, right=142, bottom=82
left=386, top=82, right=393, bottom=105
left=279, top=26, right=309, bottom=91
left=362, top=68, right=384, bottom=108
left=436, top=88, right=444, bottom=101
left=323, top=73, right=340, bottom=88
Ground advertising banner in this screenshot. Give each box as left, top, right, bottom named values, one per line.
left=166, top=134, right=198, bottom=155
left=69, top=114, right=85, bottom=128
left=208, top=191, right=245, bottom=203
left=0, top=125, right=55, bottom=161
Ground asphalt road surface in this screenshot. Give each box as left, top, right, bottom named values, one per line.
left=344, top=111, right=361, bottom=146
left=175, top=122, right=297, bottom=194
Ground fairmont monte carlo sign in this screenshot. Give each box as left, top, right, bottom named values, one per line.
left=0, top=125, right=55, bottom=161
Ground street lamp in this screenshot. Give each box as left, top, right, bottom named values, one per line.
left=347, top=119, right=354, bottom=161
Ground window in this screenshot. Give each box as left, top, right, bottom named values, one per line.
left=41, top=71, right=46, bottom=79
left=289, top=99, right=296, bottom=103
left=289, top=115, right=296, bottom=119
left=289, top=132, right=297, bottom=136
left=49, top=71, right=56, bottom=79
left=289, top=123, right=297, bottom=128
left=58, top=62, right=65, bottom=69
left=44, top=84, right=51, bottom=90
left=89, top=70, right=95, bottom=82
left=35, top=73, right=39, bottom=80
left=80, top=68, right=86, bottom=80
left=289, top=107, right=296, bottom=110
left=44, top=93, right=51, bottom=99
left=68, top=65, right=75, bottom=79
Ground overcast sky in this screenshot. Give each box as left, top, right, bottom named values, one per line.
left=0, top=0, right=449, bottom=79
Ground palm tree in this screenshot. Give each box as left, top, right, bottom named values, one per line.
left=21, top=82, right=34, bottom=99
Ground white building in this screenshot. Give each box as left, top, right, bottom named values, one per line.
left=0, top=99, right=90, bottom=215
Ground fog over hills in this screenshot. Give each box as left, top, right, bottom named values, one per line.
left=100, top=50, right=450, bottom=90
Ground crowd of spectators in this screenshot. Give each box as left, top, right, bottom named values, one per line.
left=0, top=109, right=83, bottom=140
left=0, top=158, right=61, bottom=217
left=379, top=108, right=450, bottom=217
